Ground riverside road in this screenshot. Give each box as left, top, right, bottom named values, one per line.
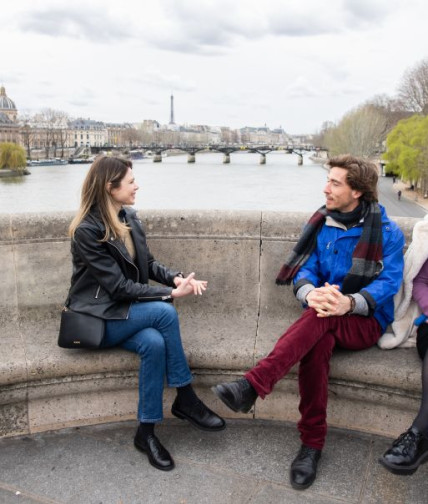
left=378, top=176, right=427, bottom=218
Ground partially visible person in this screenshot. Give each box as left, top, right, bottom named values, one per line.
left=213, top=154, right=405, bottom=490
left=379, top=216, right=428, bottom=475
left=65, top=156, right=225, bottom=472
left=377, top=215, right=428, bottom=350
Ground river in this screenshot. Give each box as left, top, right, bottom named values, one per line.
left=0, top=152, right=328, bottom=214
left=0, top=151, right=426, bottom=217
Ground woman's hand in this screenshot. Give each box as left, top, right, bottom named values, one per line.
left=172, top=273, right=208, bottom=298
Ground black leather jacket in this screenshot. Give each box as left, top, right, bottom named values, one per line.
left=65, top=207, right=180, bottom=319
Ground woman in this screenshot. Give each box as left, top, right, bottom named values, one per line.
left=65, top=156, right=225, bottom=471
left=379, top=258, right=428, bottom=475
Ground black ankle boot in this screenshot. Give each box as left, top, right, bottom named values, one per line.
left=134, top=425, right=175, bottom=471
left=171, top=397, right=226, bottom=431
left=212, top=378, right=258, bottom=413
left=290, top=444, right=321, bottom=490
left=379, top=426, right=428, bottom=475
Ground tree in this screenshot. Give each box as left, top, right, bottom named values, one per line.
left=364, top=94, right=410, bottom=133
left=398, top=58, right=428, bottom=115
left=312, top=121, right=335, bottom=149
left=52, top=111, right=70, bottom=158
left=383, top=115, right=428, bottom=192
left=19, top=112, right=35, bottom=159
left=33, top=108, right=70, bottom=158
left=122, top=126, right=142, bottom=148
left=0, top=142, right=27, bottom=171
left=323, top=105, right=387, bottom=157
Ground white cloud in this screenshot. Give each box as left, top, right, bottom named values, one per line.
left=136, top=68, right=196, bottom=92
left=17, top=3, right=131, bottom=42
left=2, top=0, right=428, bottom=133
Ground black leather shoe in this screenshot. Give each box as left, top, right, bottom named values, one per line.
left=134, top=431, right=175, bottom=471
left=290, top=444, right=321, bottom=490
left=171, top=398, right=226, bottom=431
left=379, top=426, right=428, bottom=475
left=211, top=378, right=258, bottom=413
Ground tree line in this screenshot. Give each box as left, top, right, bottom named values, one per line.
left=315, top=57, right=428, bottom=190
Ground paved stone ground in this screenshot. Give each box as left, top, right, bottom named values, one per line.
left=0, top=419, right=426, bottom=504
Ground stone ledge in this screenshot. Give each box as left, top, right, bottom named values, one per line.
left=0, top=210, right=422, bottom=438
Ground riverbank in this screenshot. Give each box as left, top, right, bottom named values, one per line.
left=0, top=168, right=30, bottom=177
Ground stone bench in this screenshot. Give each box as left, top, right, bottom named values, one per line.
left=0, top=211, right=422, bottom=439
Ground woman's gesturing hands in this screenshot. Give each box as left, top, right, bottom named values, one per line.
left=172, top=273, right=208, bottom=298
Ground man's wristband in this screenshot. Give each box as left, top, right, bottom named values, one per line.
left=346, top=295, right=356, bottom=314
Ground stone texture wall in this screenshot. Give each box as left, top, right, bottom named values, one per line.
left=0, top=210, right=421, bottom=438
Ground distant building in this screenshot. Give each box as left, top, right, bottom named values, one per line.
left=69, top=118, right=107, bottom=147
left=0, top=86, right=20, bottom=143
left=240, top=126, right=270, bottom=145
left=177, top=124, right=221, bottom=144
left=220, top=127, right=241, bottom=144
left=104, top=123, right=129, bottom=147
left=240, top=125, right=290, bottom=146
left=1, top=87, right=295, bottom=153
left=140, top=120, right=161, bottom=134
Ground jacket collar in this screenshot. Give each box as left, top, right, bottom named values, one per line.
left=120, top=208, right=148, bottom=273
left=86, top=206, right=137, bottom=263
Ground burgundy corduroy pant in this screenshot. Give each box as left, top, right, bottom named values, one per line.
left=245, top=308, right=381, bottom=450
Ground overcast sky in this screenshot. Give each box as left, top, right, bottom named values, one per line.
left=2, top=0, right=428, bottom=134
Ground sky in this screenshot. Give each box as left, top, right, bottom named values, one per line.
left=2, top=0, right=428, bottom=134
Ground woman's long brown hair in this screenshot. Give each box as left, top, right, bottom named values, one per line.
left=69, top=156, right=133, bottom=241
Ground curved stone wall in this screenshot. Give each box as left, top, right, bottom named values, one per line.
left=0, top=210, right=422, bottom=438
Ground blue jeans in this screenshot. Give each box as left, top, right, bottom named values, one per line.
left=101, top=302, right=193, bottom=423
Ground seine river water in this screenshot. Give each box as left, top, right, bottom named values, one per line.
left=0, top=152, right=327, bottom=214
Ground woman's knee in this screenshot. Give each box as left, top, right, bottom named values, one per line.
left=158, top=301, right=178, bottom=320
left=131, top=329, right=166, bottom=357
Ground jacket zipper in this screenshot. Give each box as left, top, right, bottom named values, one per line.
left=94, top=285, right=101, bottom=299
left=108, top=239, right=140, bottom=283
left=107, top=238, right=171, bottom=317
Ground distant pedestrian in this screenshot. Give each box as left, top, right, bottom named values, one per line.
left=393, top=176, right=396, bottom=184
left=398, top=190, right=402, bottom=201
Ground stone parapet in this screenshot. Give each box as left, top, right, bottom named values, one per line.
left=0, top=211, right=421, bottom=438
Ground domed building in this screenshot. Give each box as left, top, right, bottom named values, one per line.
left=0, top=86, right=18, bottom=121
left=0, top=86, right=20, bottom=143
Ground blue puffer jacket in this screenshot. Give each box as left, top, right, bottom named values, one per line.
left=294, top=205, right=405, bottom=333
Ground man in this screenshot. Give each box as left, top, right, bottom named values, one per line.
left=213, top=154, right=405, bottom=490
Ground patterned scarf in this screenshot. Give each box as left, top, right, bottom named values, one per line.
left=275, top=201, right=384, bottom=295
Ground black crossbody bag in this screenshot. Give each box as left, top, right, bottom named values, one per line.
left=58, top=307, right=105, bottom=349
